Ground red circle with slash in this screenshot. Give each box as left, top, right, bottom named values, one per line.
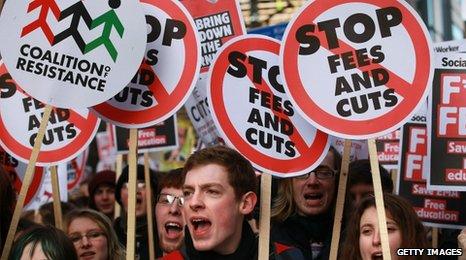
left=208, top=35, right=331, bottom=176
left=280, top=0, right=433, bottom=139
left=0, top=62, right=100, bottom=166
left=92, top=0, right=200, bottom=128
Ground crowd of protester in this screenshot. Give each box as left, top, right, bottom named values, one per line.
left=1, top=145, right=466, bottom=260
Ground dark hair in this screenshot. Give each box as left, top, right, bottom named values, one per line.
left=157, top=168, right=184, bottom=193
left=115, top=164, right=158, bottom=206
left=88, top=170, right=116, bottom=210
left=348, top=159, right=393, bottom=193
left=0, top=166, right=16, bottom=252
left=38, top=202, right=76, bottom=226
left=183, top=145, right=257, bottom=200
left=9, top=226, right=77, bottom=260
left=341, top=193, right=430, bottom=260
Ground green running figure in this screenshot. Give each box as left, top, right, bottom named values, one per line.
left=84, top=0, right=124, bottom=61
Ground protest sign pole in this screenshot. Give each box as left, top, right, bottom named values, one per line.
left=115, top=154, right=123, bottom=219
left=1, top=104, right=52, bottom=260
left=329, top=139, right=352, bottom=260
left=126, top=129, right=138, bottom=260
left=258, top=172, right=272, bottom=260
left=432, top=228, right=438, bottom=248
left=50, top=165, right=63, bottom=230
left=368, top=139, right=391, bottom=260
left=144, top=152, right=155, bottom=260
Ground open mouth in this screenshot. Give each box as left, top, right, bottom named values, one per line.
left=136, top=198, right=142, bottom=204
left=304, top=192, right=323, bottom=200
left=371, top=252, right=383, bottom=260
left=165, top=222, right=183, bottom=239
left=80, top=251, right=96, bottom=258
left=190, top=217, right=211, bottom=236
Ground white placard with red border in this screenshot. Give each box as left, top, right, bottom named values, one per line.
left=0, top=0, right=147, bottom=109
left=0, top=61, right=100, bottom=166
left=280, top=0, right=433, bottom=139
left=92, top=0, right=200, bottom=128
left=208, top=35, right=331, bottom=176
left=0, top=147, right=45, bottom=208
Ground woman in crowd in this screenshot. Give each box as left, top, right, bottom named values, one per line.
left=65, top=208, right=125, bottom=260
left=270, top=146, right=341, bottom=259
left=9, top=225, right=77, bottom=260
left=341, top=193, right=431, bottom=260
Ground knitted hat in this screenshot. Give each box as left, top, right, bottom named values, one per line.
left=88, top=170, right=116, bottom=210
left=115, top=164, right=157, bottom=206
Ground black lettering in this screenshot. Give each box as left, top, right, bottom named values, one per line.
left=227, top=51, right=247, bottom=78
left=376, top=7, right=402, bottom=38
left=163, top=19, right=186, bottom=46
left=0, top=73, right=16, bottom=98
left=296, top=24, right=320, bottom=55
left=343, top=13, right=375, bottom=43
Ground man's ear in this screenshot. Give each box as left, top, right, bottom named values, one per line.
left=239, top=191, right=257, bottom=215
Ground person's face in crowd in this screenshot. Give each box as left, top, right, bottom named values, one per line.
left=155, top=187, right=185, bottom=253
left=292, top=150, right=336, bottom=216
left=349, top=183, right=373, bottom=207
left=93, top=184, right=115, bottom=215
left=120, top=181, right=147, bottom=217
left=359, top=207, right=401, bottom=260
left=20, top=242, right=47, bottom=260
left=183, top=164, right=255, bottom=255
left=68, top=217, right=108, bottom=260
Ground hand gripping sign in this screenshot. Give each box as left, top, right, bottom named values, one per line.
left=280, top=0, right=433, bottom=139
left=208, top=35, right=331, bottom=176
left=0, top=0, right=146, bottom=108
left=0, top=61, right=100, bottom=166
left=92, top=0, right=200, bottom=128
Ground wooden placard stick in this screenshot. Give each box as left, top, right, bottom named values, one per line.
left=126, top=129, right=138, bottom=260
left=1, top=104, right=52, bottom=260
left=368, top=139, right=391, bottom=260
left=114, top=154, right=123, bottom=219
left=50, top=165, right=63, bottom=230
left=0, top=0, right=4, bottom=15
left=258, top=172, right=272, bottom=260
left=432, top=227, right=438, bottom=248
left=144, top=152, right=155, bottom=260
left=329, top=139, right=352, bottom=260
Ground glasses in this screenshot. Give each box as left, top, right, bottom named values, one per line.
left=157, top=193, right=184, bottom=206
left=69, top=231, right=105, bottom=244
left=296, top=168, right=336, bottom=180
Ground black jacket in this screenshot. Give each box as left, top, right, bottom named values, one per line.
left=114, top=215, right=162, bottom=260
left=163, top=221, right=305, bottom=260
left=270, top=213, right=333, bottom=260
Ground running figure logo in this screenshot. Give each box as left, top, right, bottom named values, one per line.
left=21, top=0, right=125, bottom=62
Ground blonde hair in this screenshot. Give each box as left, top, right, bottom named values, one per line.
left=271, top=178, right=295, bottom=222
left=64, top=209, right=125, bottom=260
